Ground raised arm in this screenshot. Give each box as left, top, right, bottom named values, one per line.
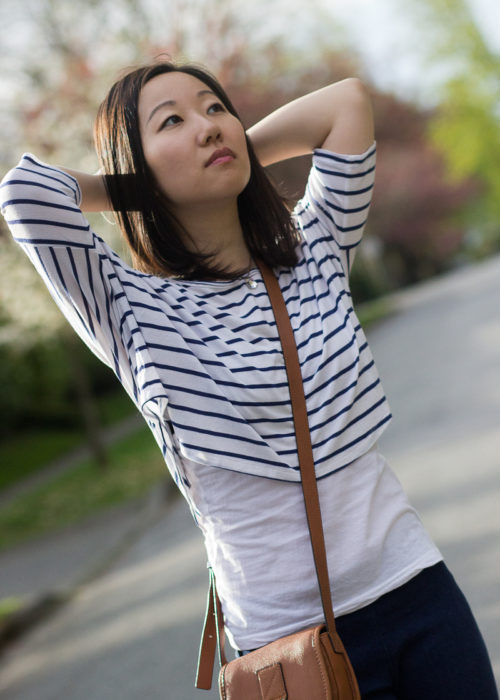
left=61, top=168, right=111, bottom=212
left=247, top=78, right=374, bottom=167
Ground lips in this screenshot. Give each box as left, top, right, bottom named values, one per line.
left=205, top=147, right=235, bottom=167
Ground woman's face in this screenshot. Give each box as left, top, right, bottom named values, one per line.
left=138, top=71, right=251, bottom=215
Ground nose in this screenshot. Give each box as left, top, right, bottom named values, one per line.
left=197, top=116, right=221, bottom=146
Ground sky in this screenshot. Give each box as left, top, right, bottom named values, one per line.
left=0, top=0, right=498, bottom=111
left=326, top=0, right=500, bottom=104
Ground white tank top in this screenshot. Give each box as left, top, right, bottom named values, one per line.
left=181, top=444, right=442, bottom=651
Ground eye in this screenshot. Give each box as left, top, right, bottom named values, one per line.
left=160, top=114, right=182, bottom=129
left=207, top=102, right=226, bottom=114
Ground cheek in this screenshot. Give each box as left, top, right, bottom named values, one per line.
left=144, top=143, right=187, bottom=193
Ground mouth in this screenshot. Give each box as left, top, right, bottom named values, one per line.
left=205, top=147, right=235, bottom=167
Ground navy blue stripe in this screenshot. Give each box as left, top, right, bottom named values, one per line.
left=48, top=247, right=92, bottom=341
left=67, top=247, right=95, bottom=336
left=311, top=196, right=368, bottom=234
left=216, top=347, right=282, bottom=359
left=97, top=251, right=122, bottom=382
left=304, top=332, right=357, bottom=381
left=21, top=156, right=80, bottom=197
left=305, top=353, right=370, bottom=402
left=120, top=278, right=165, bottom=302
left=1, top=198, right=81, bottom=213
left=1, top=178, right=76, bottom=200
left=315, top=164, right=375, bottom=179
left=136, top=361, right=289, bottom=390
left=7, top=218, right=89, bottom=231
left=85, top=248, right=101, bottom=325
left=314, top=146, right=376, bottom=164
left=13, top=236, right=93, bottom=248
left=278, top=397, right=388, bottom=459
left=301, top=217, right=320, bottom=231
left=314, top=413, right=392, bottom=466
left=306, top=364, right=373, bottom=420
left=337, top=241, right=360, bottom=251
left=129, top=299, right=168, bottom=314
left=171, top=420, right=268, bottom=448
left=34, top=246, right=70, bottom=313
left=168, top=401, right=248, bottom=426
left=160, top=380, right=291, bottom=408
left=181, top=442, right=287, bottom=469
left=262, top=377, right=381, bottom=442
left=310, top=378, right=381, bottom=435
left=323, top=198, right=371, bottom=215
left=325, top=183, right=373, bottom=196
left=317, top=396, right=387, bottom=450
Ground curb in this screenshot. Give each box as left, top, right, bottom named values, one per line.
left=0, top=591, right=70, bottom=651
left=0, top=477, right=176, bottom=655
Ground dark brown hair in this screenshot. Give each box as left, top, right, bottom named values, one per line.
left=94, top=59, right=299, bottom=280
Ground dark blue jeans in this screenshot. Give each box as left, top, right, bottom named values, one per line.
left=238, top=563, right=499, bottom=699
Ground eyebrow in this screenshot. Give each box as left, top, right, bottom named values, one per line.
left=146, top=89, right=217, bottom=125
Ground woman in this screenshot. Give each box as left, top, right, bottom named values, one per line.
left=1, top=60, right=497, bottom=699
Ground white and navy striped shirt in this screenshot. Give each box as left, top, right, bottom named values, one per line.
left=1, top=144, right=391, bottom=493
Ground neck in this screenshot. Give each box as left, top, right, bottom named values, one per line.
left=174, top=200, right=252, bottom=274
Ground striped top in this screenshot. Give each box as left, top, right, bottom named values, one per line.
left=1, top=143, right=391, bottom=492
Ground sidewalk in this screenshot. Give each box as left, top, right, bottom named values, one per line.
left=0, top=477, right=174, bottom=651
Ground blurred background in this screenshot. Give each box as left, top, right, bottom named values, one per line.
left=0, top=0, right=499, bottom=696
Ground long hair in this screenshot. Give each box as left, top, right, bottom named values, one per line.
left=94, top=59, right=299, bottom=280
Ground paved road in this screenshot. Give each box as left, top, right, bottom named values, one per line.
left=374, top=255, right=500, bottom=686
left=0, top=256, right=499, bottom=698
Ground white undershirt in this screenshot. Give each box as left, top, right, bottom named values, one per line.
left=181, top=444, right=442, bottom=651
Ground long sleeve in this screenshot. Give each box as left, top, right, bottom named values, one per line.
left=1, top=154, right=137, bottom=400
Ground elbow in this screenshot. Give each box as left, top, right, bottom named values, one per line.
left=342, top=77, right=372, bottom=108
left=319, top=78, right=374, bottom=153
left=326, top=77, right=373, bottom=125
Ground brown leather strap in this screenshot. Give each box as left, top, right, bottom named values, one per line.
left=196, top=569, right=227, bottom=689
left=195, top=261, right=336, bottom=689
left=258, top=260, right=337, bottom=636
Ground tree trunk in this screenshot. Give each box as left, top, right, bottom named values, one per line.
left=63, top=337, right=108, bottom=468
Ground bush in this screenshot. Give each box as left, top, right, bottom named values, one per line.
left=0, top=334, right=121, bottom=437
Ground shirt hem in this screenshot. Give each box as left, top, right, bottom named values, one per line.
left=230, top=550, right=443, bottom=651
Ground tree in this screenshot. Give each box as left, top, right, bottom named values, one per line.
left=367, top=90, right=477, bottom=289
left=406, top=0, right=500, bottom=257
left=0, top=0, right=481, bottom=450
left=0, top=0, right=340, bottom=456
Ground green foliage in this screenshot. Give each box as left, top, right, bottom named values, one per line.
left=350, top=250, right=391, bottom=304
left=0, top=339, right=74, bottom=433
left=0, top=391, right=136, bottom=490
left=411, top=0, right=500, bottom=253
left=0, top=597, right=23, bottom=623
left=0, top=429, right=82, bottom=490
left=0, top=334, right=122, bottom=437
left=355, top=297, right=393, bottom=330
left=1, top=0, right=488, bottom=456
left=430, top=78, right=500, bottom=229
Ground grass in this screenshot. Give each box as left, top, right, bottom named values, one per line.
left=0, top=392, right=137, bottom=491
left=0, top=429, right=83, bottom=489
left=356, top=296, right=393, bottom=329
left=0, top=596, right=24, bottom=629
left=97, top=391, right=138, bottom=425
left=0, top=597, right=23, bottom=618
left=0, top=426, right=167, bottom=552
